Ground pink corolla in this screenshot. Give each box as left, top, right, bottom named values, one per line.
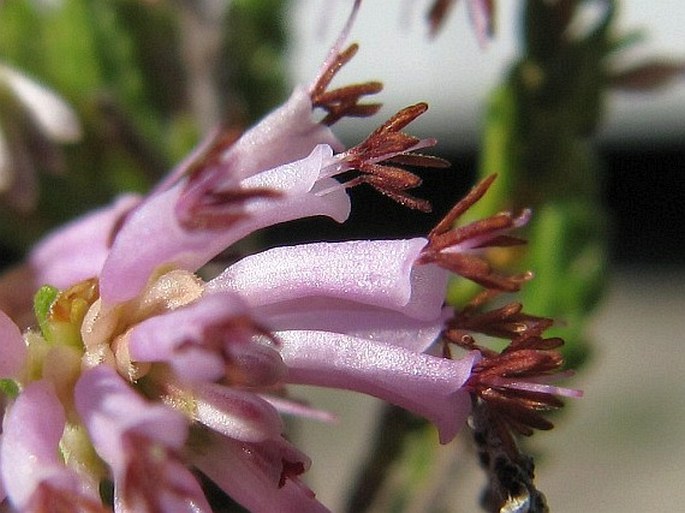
left=0, top=4, right=578, bottom=513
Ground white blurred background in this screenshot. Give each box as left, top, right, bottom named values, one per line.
left=289, top=1, right=685, bottom=149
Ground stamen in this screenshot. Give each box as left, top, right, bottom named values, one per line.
left=463, top=345, right=570, bottom=439
left=450, top=300, right=554, bottom=341
left=419, top=175, right=531, bottom=291
left=337, top=103, right=448, bottom=212
left=309, top=0, right=363, bottom=89
left=310, top=43, right=383, bottom=126
left=427, top=0, right=496, bottom=44
left=443, top=294, right=580, bottom=442
left=184, top=127, right=243, bottom=181
left=428, top=174, right=497, bottom=239
left=279, top=460, right=307, bottom=488
left=178, top=184, right=282, bottom=230
left=359, top=103, right=432, bottom=154
left=308, top=0, right=383, bottom=126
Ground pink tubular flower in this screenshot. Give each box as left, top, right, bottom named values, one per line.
left=0, top=2, right=579, bottom=512
left=192, top=432, right=327, bottom=513
left=426, top=0, right=496, bottom=42
left=1, top=380, right=104, bottom=512
left=30, top=194, right=142, bottom=291
left=74, top=366, right=212, bottom=513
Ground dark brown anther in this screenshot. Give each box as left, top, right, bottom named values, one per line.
left=177, top=127, right=282, bottom=231
left=339, top=103, right=445, bottom=212
left=313, top=43, right=359, bottom=97
left=427, top=0, right=497, bottom=42
left=450, top=300, right=554, bottom=341
left=430, top=172, right=573, bottom=512
left=430, top=213, right=519, bottom=251
left=354, top=163, right=424, bottom=190
left=170, top=123, right=286, bottom=231
left=278, top=460, right=307, bottom=488
left=431, top=251, right=524, bottom=292
left=428, top=174, right=497, bottom=239
left=352, top=174, right=433, bottom=212
left=472, top=349, right=563, bottom=381
left=349, top=103, right=431, bottom=162
left=478, top=388, right=556, bottom=432
left=387, top=152, right=450, bottom=169
left=418, top=174, right=532, bottom=291
left=442, top=286, right=574, bottom=445
left=372, top=103, right=428, bottom=136
left=310, top=43, right=383, bottom=126
left=461, top=339, right=567, bottom=438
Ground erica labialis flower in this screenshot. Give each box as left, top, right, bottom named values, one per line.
left=426, top=0, right=496, bottom=41
left=0, top=4, right=579, bottom=512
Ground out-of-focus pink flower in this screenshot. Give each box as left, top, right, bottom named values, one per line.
left=1, top=380, right=104, bottom=512
left=426, top=0, right=496, bottom=42
left=30, top=194, right=142, bottom=291
left=0, top=194, right=140, bottom=328
left=0, top=62, right=81, bottom=211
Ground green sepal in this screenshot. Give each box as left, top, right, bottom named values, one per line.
left=33, top=284, right=59, bottom=342
left=0, top=378, right=20, bottom=398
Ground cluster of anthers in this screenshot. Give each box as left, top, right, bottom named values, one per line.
left=427, top=181, right=579, bottom=513
left=419, top=174, right=581, bottom=513
left=446, top=289, right=575, bottom=513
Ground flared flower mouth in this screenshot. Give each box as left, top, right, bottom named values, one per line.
left=444, top=291, right=582, bottom=448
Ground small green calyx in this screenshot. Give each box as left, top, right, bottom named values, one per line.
left=0, top=378, right=19, bottom=398
left=34, top=284, right=59, bottom=340
left=32, top=279, right=99, bottom=348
